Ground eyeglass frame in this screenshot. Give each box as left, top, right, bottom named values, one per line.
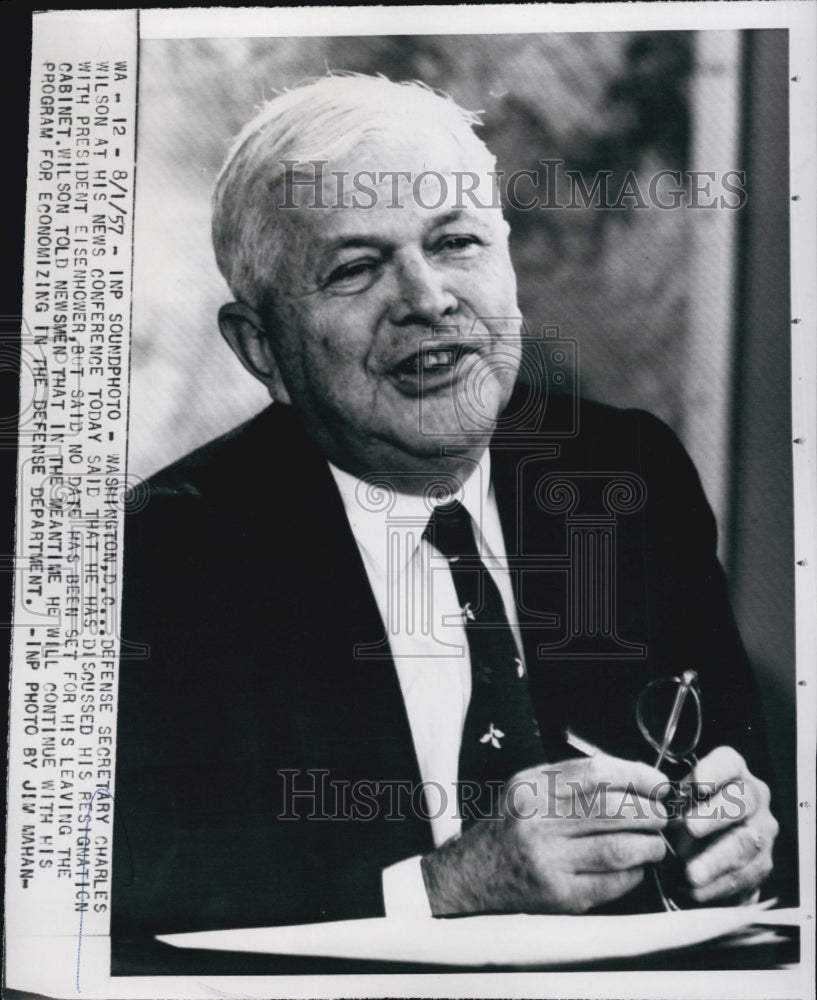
left=635, top=668, right=702, bottom=911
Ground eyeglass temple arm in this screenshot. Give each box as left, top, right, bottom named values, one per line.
left=653, top=669, right=699, bottom=769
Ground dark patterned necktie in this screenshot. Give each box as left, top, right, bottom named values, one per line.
left=424, top=499, right=545, bottom=825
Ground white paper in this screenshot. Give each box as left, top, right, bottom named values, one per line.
left=157, top=905, right=799, bottom=966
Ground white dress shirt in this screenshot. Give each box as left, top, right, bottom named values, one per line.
left=328, top=451, right=525, bottom=914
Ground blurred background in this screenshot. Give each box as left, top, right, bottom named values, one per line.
left=129, top=30, right=795, bottom=897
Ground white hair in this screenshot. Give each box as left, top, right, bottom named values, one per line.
left=211, top=72, right=497, bottom=310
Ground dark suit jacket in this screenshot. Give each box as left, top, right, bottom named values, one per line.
left=112, top=390, right=772, bottom=939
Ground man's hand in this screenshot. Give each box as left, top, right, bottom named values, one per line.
left=672, top=746, right=778, bottom=904
left=421, top=752, right=669, bottom=915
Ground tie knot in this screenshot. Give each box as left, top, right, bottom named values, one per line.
left=424, top=499, right=479, bottom=561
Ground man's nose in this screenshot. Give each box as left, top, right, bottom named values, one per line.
left=388, top=252, right=458, bottom=326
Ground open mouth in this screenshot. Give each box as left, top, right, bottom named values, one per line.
left=390, top=344, right=475, bottom=380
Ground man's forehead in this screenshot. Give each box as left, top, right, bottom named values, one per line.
left=333, top=126, right=491, bottom=174
left=278, top=126, right=500, bottom=213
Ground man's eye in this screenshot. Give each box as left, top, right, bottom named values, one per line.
left=436, top=235, right=480, bottom=253
left=324, top=258, right=380, bottom=292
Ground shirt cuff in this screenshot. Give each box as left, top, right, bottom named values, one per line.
left=382, top=855, right=433, bottom=917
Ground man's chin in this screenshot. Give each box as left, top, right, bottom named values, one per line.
left=382, top=423, right=496, bottom=468
left=354, top=437, right=490, bottom=493
left=414, top=395, right=507, bottom=444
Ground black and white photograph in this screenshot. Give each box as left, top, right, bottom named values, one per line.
left=4, top=6, right=815, bottom=998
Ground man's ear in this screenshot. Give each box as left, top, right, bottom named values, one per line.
left=218, top=302, right=292, bottom=403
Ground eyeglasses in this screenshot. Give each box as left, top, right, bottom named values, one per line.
left=637, top=668, right=701, bottom=770
left=636, top=669, right=702, bottom=911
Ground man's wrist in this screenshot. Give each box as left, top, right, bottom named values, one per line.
left=421, top=824, right=499, bottom=916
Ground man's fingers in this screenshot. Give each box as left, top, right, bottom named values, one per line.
left=575, top=868, right=647, bottom=911
left=684, top=846, right=774, bottom=905
left=518, top=783, right=668, bottom=832
left=681, top=774, right=768, bottom=841
left=508, top=797, right=667, bottom=834
left=677, top=747, right=771, bottom=844
left=516, top=755, right=668, bottom=800
left=569, top=752, right=669, bottom=799
left=682, top=746, right=749, bottom=798
left=564, top=787, right=668, bottom=833
left=508, top=758, right=669, bottom=834
left=684, top=819, right=773, bottom=886
left=574, top=832, right=666, bottom=873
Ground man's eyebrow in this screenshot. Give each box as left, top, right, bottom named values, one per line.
left=317, top=235, right=392, bottom=255
left=317, top=210, right=488, bottom=255
left=429, top=209, right=470, bottom=228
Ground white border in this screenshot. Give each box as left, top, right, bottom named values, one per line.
left=7, top=4, right=816, bottom=998
left=141, top=2, right=815, bottom=38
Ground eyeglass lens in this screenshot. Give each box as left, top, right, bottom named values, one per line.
left=636, top=673, right=702, bottom=765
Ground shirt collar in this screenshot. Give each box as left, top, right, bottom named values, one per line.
left=329, top=451, right=494, bottom=574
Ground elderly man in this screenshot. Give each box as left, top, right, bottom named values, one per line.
left=112, top=74, right=778, bottom=943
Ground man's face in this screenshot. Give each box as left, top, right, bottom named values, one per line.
left=257, top=130, right=522, bottom=480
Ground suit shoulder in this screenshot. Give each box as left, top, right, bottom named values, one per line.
left=126, top=403, right=332, bottom=557
left=521, top=389, right=682, bottom=454
left=532, top=395, right=705, bottom=505
left=575, top=396, right=676, bottom=441
left=562, top=394, right=677, bottom=442
left=143, top=404, right=300, bottom=500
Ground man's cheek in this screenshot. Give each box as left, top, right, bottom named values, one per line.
left=465, top=282, right=520, bottom=326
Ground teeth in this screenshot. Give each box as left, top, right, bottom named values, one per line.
left=424, top=349, right=456, bottom=369
left=393, top=347, right=461, bottom=379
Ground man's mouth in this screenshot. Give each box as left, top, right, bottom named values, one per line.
left=390, top=344, right=476, bottom=381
